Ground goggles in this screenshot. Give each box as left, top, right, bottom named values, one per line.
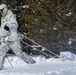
left=0, top=7, right=6, bottom=12
left=0, top=9, right=3, bottom=12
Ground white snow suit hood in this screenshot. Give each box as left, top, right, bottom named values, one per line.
left=0, top=10, right=19, bottom=41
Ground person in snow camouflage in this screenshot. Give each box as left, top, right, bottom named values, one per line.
left=0, top=4, right=35, bottom=70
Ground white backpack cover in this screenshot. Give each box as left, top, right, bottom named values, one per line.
left=60, top=51, right=75, bottom=61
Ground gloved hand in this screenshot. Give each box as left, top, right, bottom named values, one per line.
left=0, top=38, right=4, bottom=42
left=4, top=25, right=10, bottom=31
left=5, top=36, right=9, bottom=42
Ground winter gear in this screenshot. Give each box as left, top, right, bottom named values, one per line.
left=60, top=51, right=75, bottom=61
left=4, top=36, right=9, bottom=42
left=0, top=4, right=35, bottom=70
left=0, top=37, right=5, bottom=42
left=0, top=4, right=8, bottom=17
left=0, top=4, right=7, bottom=10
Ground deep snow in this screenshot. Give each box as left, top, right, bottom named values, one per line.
left=0, top=55, right=76, bottom=75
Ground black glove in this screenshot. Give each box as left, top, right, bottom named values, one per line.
left=4, top=25, right=10, bottom=31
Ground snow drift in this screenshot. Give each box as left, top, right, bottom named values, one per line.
left=0, top=55, right=76, bottom=75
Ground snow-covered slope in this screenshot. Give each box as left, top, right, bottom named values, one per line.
left=0, top=55, right=76, bottom=75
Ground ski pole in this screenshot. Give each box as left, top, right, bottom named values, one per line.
left=6, top=55, right=13, bottom=68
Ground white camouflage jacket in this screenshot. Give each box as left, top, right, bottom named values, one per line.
left=0, top=10, right=20, bottom=42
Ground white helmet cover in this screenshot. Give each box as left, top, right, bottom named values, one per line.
left=0, top=4, right=7, bottom=10
left=0, top=4, right=8, bottom=17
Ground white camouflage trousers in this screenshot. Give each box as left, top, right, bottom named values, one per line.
left=0, top=41, right=35, bottom=69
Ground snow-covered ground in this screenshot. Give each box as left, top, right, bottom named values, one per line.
left=0, top=55, right=76, bottom=75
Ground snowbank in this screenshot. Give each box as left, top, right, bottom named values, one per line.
left=0, top=55, right=76, bottom=75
